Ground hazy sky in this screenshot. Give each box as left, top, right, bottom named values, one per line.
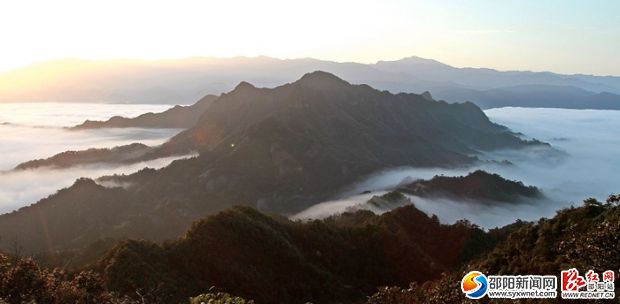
left=1, top=0, right=618, bottom=75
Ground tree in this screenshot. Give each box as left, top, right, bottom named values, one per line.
left=583, top=197, right=603, bottom=207
left=189, top=292, right=254, bottom=304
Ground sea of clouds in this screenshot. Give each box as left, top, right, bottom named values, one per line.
left=2, top=104, right=619, bottom=228
left=294, top=108, right=620, bottom=228
left=0, top=103, right=190, bottom=214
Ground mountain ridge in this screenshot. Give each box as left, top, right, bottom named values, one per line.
left=72, top=94, right=218, bottom=129
left=2, top=56, right=620, bottom=108
left=0, top=72, right=543, bottom=253
left=396, top=170, right=543, bottom=203
left=2, top=195, right=617, bottom=304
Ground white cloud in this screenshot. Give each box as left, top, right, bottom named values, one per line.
left=0, top=155, right=197, bottom=214
left=0, top=103, right=177, bottom=170
left=294, top=108, right=620, bottom=229
left=0, top=102, right=185, bottom=213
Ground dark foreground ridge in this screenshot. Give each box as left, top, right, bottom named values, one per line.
left=0, top=202, right=523, bottom=303
left=1, top=195, right=618, bottom=304
left=368, top=195, right=620, bottom=303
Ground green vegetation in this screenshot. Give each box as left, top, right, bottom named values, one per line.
left=189, top=292, right=254, bottom=304
left=0, top=253, right=117, bottom=304
left=96, top=205, right=482, bottom=303
left=367, top=195, right=620, bottom=303
left=0, top=201, right=510, bottom=303
left=398, top=170, right=543, bottom=203
left=1, top=194, right=618, bottom=303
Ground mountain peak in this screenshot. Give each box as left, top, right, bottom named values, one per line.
left=233, top=81, right=256, bottom=91
left=421, top=91, right=434, bottom=101
left=375, top=56, right=454, bottom=70
left=295, top=71, right=350, bottom=88
left=400, top=56, right=445, bottom=65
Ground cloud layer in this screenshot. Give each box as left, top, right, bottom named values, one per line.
left=295, top=108, right=620, bottom=228
left=0, top=155, right=196, bottom=214
left=0, top=103, right=184, bottom=213
left=0, top=102, right=177, bottom=170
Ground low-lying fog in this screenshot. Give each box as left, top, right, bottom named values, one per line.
left=0, top=156, right=196, bottom=214
left=0, top=103, right=187, bottom=214
left=0, top=102, right=172, bottom=127
left=0, top=102, right=176, bottom=169
left=295, top=108, right=620, bottom=229
left=2, top=103, right=619, bottom=228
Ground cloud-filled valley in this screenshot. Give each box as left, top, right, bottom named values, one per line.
left=294, top=108, right=620, bottom=228
left=0, top=103, right=187, bottom=213
left=0, top=155, right=196, bottom=214
left=1, top=102, right=619, bottom=230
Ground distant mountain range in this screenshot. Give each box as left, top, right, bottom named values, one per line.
left=0, top=72, right=542, bottom=253
left=1, top=56, right=620, bottom=109
left=431, top=84, right=620, bottom=109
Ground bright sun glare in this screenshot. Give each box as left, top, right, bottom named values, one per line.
left=1, top=0, right=619, bottom=75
